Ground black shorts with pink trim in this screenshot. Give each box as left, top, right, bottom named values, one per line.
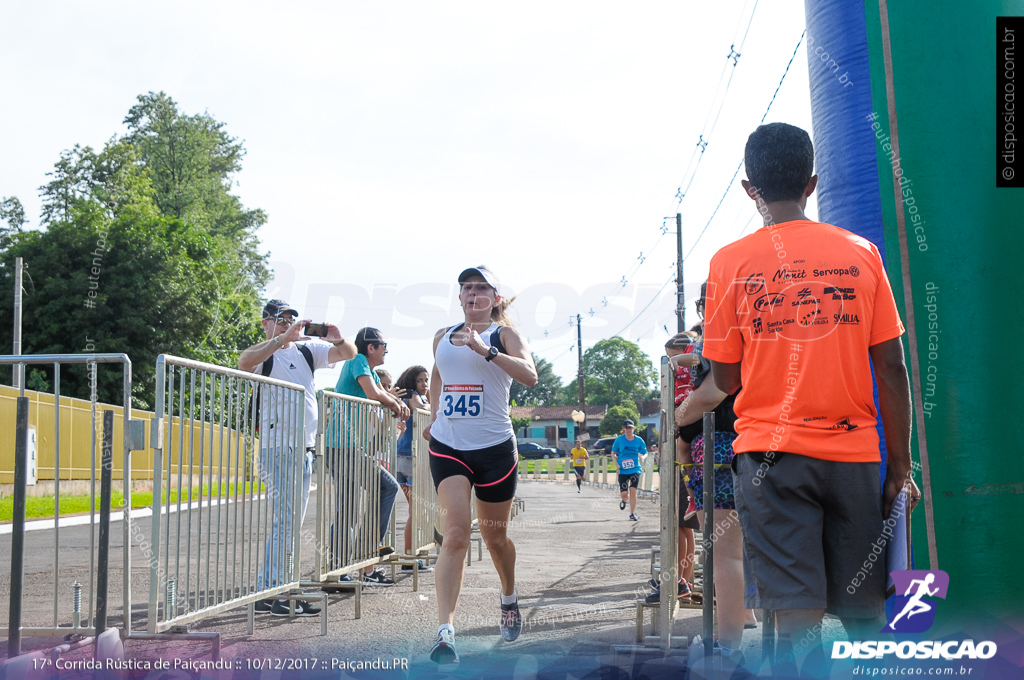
left=428, top=436, right=518, bottom=503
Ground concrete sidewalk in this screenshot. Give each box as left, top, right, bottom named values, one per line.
left=113, top=477, right=772, bottom=678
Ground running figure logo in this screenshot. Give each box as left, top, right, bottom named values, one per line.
left=884, top=570, right=949, bottom=633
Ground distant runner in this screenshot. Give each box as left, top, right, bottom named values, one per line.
left=611, top=420, right=647, bottom=521
left=570, top=439, right=589, bottom=493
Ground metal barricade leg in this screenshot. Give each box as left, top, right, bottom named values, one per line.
left=7, top=397, right=29, bottom=658
left=95, top=410, right=114, bottom=636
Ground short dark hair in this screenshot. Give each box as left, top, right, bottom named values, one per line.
left=355, top=327, right=385, bottom=355
left=744, top=123, right=814, bottom=204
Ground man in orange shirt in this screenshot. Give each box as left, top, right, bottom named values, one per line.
left=703, top=123, right=921, bottom=667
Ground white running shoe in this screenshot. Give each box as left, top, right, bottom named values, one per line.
left=430, top=628, right=459, bottom=664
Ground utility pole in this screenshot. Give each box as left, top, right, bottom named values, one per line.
left=13, top=256, right=23, bottom=389
left=574, top=313, right=587, bottom=441
left=676, top=213, right=685, bottom=332
left=576, top=314, right=584, bottom=411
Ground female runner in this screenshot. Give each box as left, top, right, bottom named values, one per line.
left=423, top=266, right=538, bottom=664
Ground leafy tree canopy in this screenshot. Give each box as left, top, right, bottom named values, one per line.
left=0, top=93, right=269, bottom=407
left=599, top=403, right=642, bottom=437
left=510, top=353, right=562, bottom=406
left=582, top=337, right=657, bottom=407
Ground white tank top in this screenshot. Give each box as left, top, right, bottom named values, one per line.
left=429, top=323, right=514, bottom=450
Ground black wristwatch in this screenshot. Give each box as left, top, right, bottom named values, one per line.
left=485, top=346, right=499, bottom=362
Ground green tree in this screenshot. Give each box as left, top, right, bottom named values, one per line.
left=122, top=92, right=269, bottom=364
left=0, top=95, right=269, bottom=407
left=599, top=403, right=642, bottom=437
left=582, top=338, right=657, bottom=407
left=511, top=415, right=531, bottom=437
left=509, top=353, right=562, bottom=406
left=0, top=196, right=25, bottom=236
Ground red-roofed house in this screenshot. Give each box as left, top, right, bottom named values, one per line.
left=510, top=404, right=607, bottom=449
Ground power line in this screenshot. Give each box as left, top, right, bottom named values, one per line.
left=606, top=29, right=807, bottom=342
left=609, top=272, right=676, bottom=339
left=681, top=29, right=807, bottom=264
left=533, top=12, right=806, bottom=369
left=671, top=0, right=761, bottom=208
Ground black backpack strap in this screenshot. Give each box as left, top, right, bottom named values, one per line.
left=297, top=344, right=315, bottom=375
left=259, top=345, right=314, bottom=378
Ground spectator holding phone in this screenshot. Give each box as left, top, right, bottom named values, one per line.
left=238, top=299, right=357, bottom=617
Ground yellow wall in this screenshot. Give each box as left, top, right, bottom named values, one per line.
left=0, top=385, right=246, bottom=485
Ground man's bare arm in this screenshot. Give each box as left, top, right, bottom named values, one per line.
left=870, top=337, right=918, bottom=518
left=710, top=360, right=742, bottom=395
left=675, top=370, right=730, bottom=427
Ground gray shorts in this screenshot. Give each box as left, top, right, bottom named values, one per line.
left=395, top=455, right=413, bottom=486
left=733, top=452, right=886, bottom=619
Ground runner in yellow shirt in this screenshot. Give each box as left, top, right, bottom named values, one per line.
left=570, top=440, right=589, bottom=493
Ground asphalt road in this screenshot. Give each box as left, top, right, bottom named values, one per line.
left=1, top=477, right=782, bottom=679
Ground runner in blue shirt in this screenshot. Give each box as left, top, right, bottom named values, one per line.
left=612, top=420, right=647, bottom=520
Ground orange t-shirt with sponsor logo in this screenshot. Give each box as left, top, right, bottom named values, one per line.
left=702, top=220, right=904, bottom=462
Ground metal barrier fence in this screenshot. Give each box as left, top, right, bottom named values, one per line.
left=517, top=452, right=659, bottom=495
left=408, top=408, right=441, bottom=557
left=315, top=390, right=397, bottom=581
left=147, top=355, right=305, bottom=634
left=0, top=354, right=137, bottom=657
left=655, top=355, right=680, bottom=649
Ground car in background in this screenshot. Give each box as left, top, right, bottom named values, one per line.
left=589, top=437, right=617, bottom=457
left=517, top=442, right=568, bottom=459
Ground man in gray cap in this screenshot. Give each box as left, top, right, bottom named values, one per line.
left=239, top=299, right=357, bottom=616
left=611, top=420, right=648, bottom=520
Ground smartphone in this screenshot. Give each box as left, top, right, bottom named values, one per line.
left=303, top=322, right=328, bottom=338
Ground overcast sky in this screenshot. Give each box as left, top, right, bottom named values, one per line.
left=0, top=1, right=816, bottom=391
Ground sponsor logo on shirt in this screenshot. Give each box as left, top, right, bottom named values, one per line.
left=744, top=273, right=765, bottom=295
left=813, top=266, right=861, bottom=278
left=824, top=286, right=857, bottom=300
left=791, top=287, right=820, bottom=306
left=753, top=292, right=786, bottom=313
left=772, top=268, right=807, bottom=283
left=829, top=418, right=858, bottom=431
left=799, top=309, right=828, bottom=326
left=833, top=312, right=861, bottom=325
left=765, top=318, right=794, bottom=333
left=752, top=317, right=764, bottom=334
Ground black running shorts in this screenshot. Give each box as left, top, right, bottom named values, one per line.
left=429, top=436, right=518, bottom=504
left=618, top=472, right=640, bottom=492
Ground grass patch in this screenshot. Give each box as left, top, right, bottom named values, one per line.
left=518, top=460, right=570, bottom=475
left=0, top=481, right=265, bottom=522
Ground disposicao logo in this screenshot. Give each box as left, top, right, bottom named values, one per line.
left=885, top=569, right=948, bottom=634
left=831, top=570, right=998, bottom=661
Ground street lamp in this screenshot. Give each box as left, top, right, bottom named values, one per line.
left=571, top=409, right=587, bottom=445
